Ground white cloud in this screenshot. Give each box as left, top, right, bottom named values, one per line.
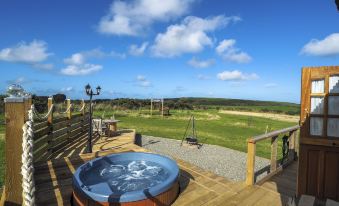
left=129, top=42, right=148, bottom=56
left=0, top=40, right=51, bottom=63
left=61, top=86, right=74, bottom=92
left=264, top=83, right=278, bottom=88
left=217, top=70, right=258, bottom=81
left=61, top=48, right=125, bottom=76
left=61, top=64, right=102, bottom=76
left=301, top=33, right=339, bottom=56
left=64, top=53, right=85, bottom=65
left=152, top=15, right=241, bottom=57
left=98, top=0, right=194, bottom=36
left=188, top=57, right=215, bottom=68
left=135, top=75, right=152, bottom=87
left=216, top=39, right=252, bottom=63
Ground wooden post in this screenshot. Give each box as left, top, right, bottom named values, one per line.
left=1, top=96, right=31, bottom=205
left=246, top=140, right=256, bottom=186
left=47, top=97, right=53, bottom=124
left=289, top=130, right=297, bottom=161
left=66, top=99, right=71, bottom=119
left=81, top=99, right=85, bottom=116
left=270, top=136, right=278, bottom=172
left=47, top=97, right=53, bottom=160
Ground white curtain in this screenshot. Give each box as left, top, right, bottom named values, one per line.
left=328, top=118, right=339, bottom=137
left=311, top=79, right=324, bottom=93
left=329, top=96, right=339, bottom=115
left=310, top=117, right=323, bottom=136
left=311, top=97, right=324, bottom=114
left=329, top=75, right=339, bottom=93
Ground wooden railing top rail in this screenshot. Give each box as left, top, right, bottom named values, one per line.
left=248, top=125, right=300, bottom=143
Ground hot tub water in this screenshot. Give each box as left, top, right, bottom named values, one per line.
left=83, top=160, right=170, bottom=193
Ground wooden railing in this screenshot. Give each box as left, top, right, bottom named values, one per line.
left=1, top=96, right=91, bottom=205
left=246, top=125, right=300, bottom=186
left=33, top=98, right=90, bottom=162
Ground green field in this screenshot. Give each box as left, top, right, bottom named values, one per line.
left=94, top=109, right=296, bottom=159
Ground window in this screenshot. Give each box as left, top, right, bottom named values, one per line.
left=327, top=118, right=339, bottom=138
left=310, top=117, right=323, bottom=136
left=311, top=97, right=324, bottom=114
left=309, top=75, right=339, bottom=137
left=312, top=79, right=324, bottom=93
left=329, top=75, right=339, bottom=93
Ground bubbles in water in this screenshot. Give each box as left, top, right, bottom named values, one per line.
left=100, top=165, right=125, bottom=178
left=90, top=160, right=169, bottom=193
left=128, top=161, right=147, bottom=171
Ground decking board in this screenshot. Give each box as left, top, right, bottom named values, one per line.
left=34, top=129, right=297, bottom=206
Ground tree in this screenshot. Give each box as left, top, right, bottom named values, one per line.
left=53, top=93, right=66, bottom=103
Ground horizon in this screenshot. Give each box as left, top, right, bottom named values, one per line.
left=2, top=0, right=339, bottom=104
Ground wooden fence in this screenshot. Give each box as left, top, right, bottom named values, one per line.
left=246, top=125, right=300, bottom=186
left=1, top=96, right=90, bottom=205
left=33, top=98, right=90, bottom=162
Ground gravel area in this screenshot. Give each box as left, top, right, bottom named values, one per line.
left=141, top=135, right=270, bottom=182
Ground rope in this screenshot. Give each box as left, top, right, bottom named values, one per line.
left=32, top=104, right=54, bottom=120
left=78, top=101, right=85, bottom=112
left=58, top=103, right=72, bottom=114
left=22, top=105, right=35, bottom=206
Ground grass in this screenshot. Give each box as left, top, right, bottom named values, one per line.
left=94, top=109, right=296, bottom=159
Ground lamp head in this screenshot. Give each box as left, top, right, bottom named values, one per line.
left=96, top=86, right=101, bottom=94
left=85, top=84, right=91, bottom=95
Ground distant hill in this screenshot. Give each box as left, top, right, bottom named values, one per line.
left=0, top=95, right=300, bottom=115
left=163, top=97, right=300, bottom=115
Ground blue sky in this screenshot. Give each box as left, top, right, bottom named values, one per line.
left=1, top=0, right=339, bottom=103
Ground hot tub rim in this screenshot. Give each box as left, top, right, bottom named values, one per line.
left=72, top=152, right=180, bottom=203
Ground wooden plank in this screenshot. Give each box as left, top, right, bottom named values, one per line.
left=250, top=125, right=299, bottom=143
left=34, top=134, right=50, bottom=152
left=246, top=141, right=256, bottom=186
left=34, top=125, right=52, bottom=140
left=1, top=97, right=31, bottom=205
left=53, top=120, right=69, bottom=131
left=53, top=116, right=68, bottom=124
left=270, top=136, right=278, bottom=172
left=34, top=121, right=49, bottom=131
left=52, top=127, right=69, bottom=139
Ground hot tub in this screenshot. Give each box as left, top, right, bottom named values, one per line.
left=72, top=152, right=180, bottom=206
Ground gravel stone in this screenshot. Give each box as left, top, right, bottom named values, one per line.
left=141, top=135, right=270, bottom=182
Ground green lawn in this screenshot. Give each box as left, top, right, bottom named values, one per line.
left=94, top=109, right=296, bottom=158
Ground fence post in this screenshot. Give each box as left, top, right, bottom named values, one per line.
left=47, top=97, right=53, bottom=124
left=246, top=139, right=256, bottom=186
left=289, top=130, right=297, bottom=161
left=66, top=99, right=71, bottom=120
left=81, top=99, right=85, bottom=116
left=270, top=136, right=278, bottom=172
left=1, top=96, right=31, bottom=205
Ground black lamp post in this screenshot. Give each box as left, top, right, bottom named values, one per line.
left=85, top=83, right=101, bottom=153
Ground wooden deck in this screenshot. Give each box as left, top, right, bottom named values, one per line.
left=34, top=130, right=297, bottom=206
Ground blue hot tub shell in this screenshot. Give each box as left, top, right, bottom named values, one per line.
left=72, top=152, right=180, bottom=203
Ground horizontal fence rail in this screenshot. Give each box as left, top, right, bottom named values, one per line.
left=246, top=125, right=300, bottom=186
